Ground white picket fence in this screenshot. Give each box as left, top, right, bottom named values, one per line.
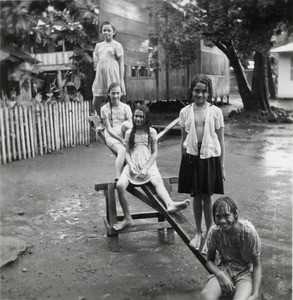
left=0, top=101, right=91, bottom=164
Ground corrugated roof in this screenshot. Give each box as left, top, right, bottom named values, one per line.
left=270, top=42, right=293, bottom=53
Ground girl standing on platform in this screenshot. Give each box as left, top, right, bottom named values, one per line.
left=114, top=105, right=190, bottom=231
left=178, top=74, right=225, bottom=255
left=201, top=196, right=261, bottom=300
left=101, top=82, right=132, bottom=179
left=92, top=21, right=126, bottom=116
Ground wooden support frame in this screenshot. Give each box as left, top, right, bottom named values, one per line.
left=95, top=177, right=175, bottom=252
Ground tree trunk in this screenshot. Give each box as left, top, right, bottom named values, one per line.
left=224, top=43, right=253, bottom=110
left=267, top=57, right=276, bottom=99
left=251, top=51, right=271, bottom=112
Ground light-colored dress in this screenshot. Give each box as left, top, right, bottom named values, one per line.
left=100, top=102, right=132, bottom=147
left=92, top=40, right=126, bottom=96
left=121, top=128, right=161, bottom=185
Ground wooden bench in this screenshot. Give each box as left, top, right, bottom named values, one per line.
left=95, top=177, right=177, bottom=252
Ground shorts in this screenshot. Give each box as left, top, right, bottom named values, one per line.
left=178, top=150, right=224, bottom=196
left=206, top=264, right=252, bottom=289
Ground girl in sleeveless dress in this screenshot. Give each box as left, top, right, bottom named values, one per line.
left=114, top=105, right=190, bottom=231
left=92, top=21, right=126, bottom=116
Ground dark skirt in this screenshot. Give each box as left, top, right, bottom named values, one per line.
left=178, top=152, right=224, bottom=196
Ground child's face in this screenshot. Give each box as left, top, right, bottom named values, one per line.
left=192, top=82, right=209, bottom=106
left=133, top=109, right=145, bottom=127
left=109, top=86, right=121, bottom=104
left=102, top=24, right=115, bottom=41
left=214, top=203, right=236, bottom=232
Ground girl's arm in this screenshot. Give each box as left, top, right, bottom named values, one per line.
left=103, top=118, right=125, bottom=145
left=117, top=55, right=125, bottom=92
left=216, top=126, right=226, bottom=180
left=180, top=127, right=187, bottom=156
left=206, top=249, right=235, bottom=295
left=93, top=45, right=99, bottom=66
left=124, top=137, right=135, bottom=169
left=248, top=255, right=262, bottom=300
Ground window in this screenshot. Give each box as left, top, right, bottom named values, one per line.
left=131, top=66, right=153, bottom=77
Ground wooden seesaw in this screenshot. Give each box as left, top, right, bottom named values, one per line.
left=89, top=115, right=209, bottom=273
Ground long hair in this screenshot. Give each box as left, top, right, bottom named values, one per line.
left=188, top=74, right=213, bottom=103
left=104, top=82, right=122, bottom=126
left=213, top=196, right=238, bottom=223
left=128, top=104, right=151, bottom=151
left=100, top=21, right=116, bottom=37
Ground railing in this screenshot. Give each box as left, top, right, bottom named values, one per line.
left=0, top=101, right=91, bottom=164
left=34, top=51, right=74, bottom=66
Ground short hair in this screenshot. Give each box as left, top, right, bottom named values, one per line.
left=213, top=196, right=238, bottom=222
left=100, top=21, right=116, bottom=34
left=188, top=74, right=213, bottom=102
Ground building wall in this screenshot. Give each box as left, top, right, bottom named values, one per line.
left=277, top=53, right=293, bottom=98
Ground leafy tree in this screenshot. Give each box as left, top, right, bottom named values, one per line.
left=153, top=0, right=292, bottom=112
left=0, top=0, right=99, bottom=101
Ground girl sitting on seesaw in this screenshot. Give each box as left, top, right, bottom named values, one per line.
left=114, top=105, right=191, bottom=231
left=100, top=82, right=132, bottom=179
left=201, top=196, right=261, bottom=300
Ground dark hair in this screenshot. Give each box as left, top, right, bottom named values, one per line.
left=213, top=196, right=238, bottom=223
left=105, top=82, right=122, bottom=126
left=128, top=104, right=151, bottom=151
left=100, top=21, right=116, bottom=36
left=188, top=74, right=213, bottom=102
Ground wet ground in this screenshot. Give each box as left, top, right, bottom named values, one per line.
left=0, top=98, right=292, bottom=300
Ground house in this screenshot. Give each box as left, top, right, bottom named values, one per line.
left=270, top=42, right=293, bottom=99
left=0, top=45, right=39, bottom=100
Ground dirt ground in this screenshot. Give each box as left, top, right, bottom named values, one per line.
left=0, top=98, right=292, bottom=300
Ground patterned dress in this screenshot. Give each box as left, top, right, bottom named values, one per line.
left=92, top=40, right=126, bottom=96
left=121, top=128, right=161, bottom=185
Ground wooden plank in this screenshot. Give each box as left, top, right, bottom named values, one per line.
left=28, top=105, right=35, bottom=157
left=65, top=101, right=69, bottom=147
left=141, top=185, right=209, bottom=272
left=68, top=101, right=72, bottom=146
left=36, top=104, right=43, bottom=155
left=49, top=104, right=55, bottom=150
left=157, top=117, right=180, bottom=140
left=45, top=103, right=51, bottom=152
left=58, top=102, right=64, bottom=149
left=9, top=108, right=17, bottom=160
left=107, top=182, right=117, bottom=226
left=4, top=107, right=11, bottom=162
left=14, top=106, right=21, bottom=160
left=72, top=101, right=76, bottom=146
left=41, top=104, right=48, bottom=154
left=54, top=103, right=60, bottom=149
left=23, top=105, right=31, bottom=158
left=32, top=105, right=38, bottom=157
left=0, top=108, right=6, bottom=164
left=78, top=102, right=82, bottom=145
left=19, top=106, right=27, bottom=159
left=100, top=0, right=149, bottom=24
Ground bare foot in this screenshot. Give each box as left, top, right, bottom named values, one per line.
left=113, top=219, right=133, bottom=231
left=189, top=232, right=202, bottom=250
left=201, top=238, right=208, bottom=255
left=167, top=199, right=191, bottom=213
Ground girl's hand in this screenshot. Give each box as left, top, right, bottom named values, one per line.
left=216, top=271, right=235, bottom=295
left=129, top=164, right=137, bottom=175
left=137, top=167, right=148, bottom=179
left=222, top=168, right=226, bottom=181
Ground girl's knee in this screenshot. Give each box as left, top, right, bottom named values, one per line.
left=201, top=288, right=216, bottom=300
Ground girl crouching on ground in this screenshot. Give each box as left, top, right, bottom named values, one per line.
left=201, top=196, right=261, bottom=300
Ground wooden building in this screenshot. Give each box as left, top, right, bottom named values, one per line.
left=99, top=0, right=229, bottom=102
left=270, top=42, right=293, bottom=99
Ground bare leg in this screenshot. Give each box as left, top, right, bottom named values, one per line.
left=233, top=281, right=252, bottom=300
left=150, top=177, right=190, bottom=212
left=113, top=173, right=133, bottom=231
left=93, top=96, right=105, bottom=117
left=110, top=143, right=126, bottom=178
left=190, top=195, right=203, bottom=250
left=201, top=276, right=222, bottom=300
left=201, top=194, right=213, bottom=254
